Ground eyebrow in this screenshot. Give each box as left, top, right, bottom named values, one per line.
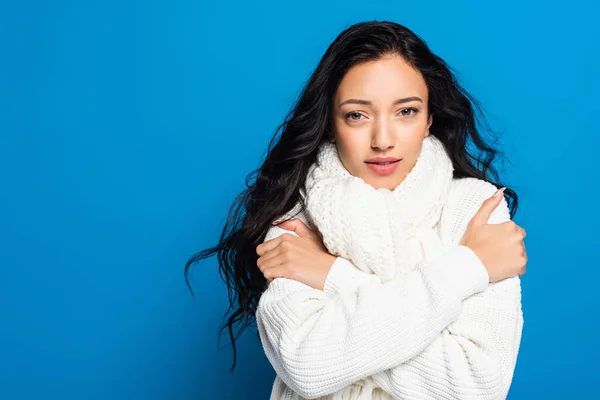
left=339, top=96, right=423, bottom=107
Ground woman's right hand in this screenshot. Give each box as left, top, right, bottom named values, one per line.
left=459, top=188, right=527, bottom=283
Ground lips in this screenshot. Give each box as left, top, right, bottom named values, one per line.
left=365, top=157, right=401, bottom=164
left=366, top=161, right=399, bottom=165
left=365, top=158, right=401, bottom=175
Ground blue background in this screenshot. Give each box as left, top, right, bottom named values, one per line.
left=1, top=0, right=598, bottom=398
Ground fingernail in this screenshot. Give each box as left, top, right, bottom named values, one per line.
left=271, top=219, right=284, bottom=226
left=493, top=187, right=506, bottom=197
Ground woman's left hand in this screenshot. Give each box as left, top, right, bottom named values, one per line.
left=256, top=219, right=336, bottom=290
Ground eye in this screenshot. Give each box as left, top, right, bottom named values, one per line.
left=345, top=112, right=364, bottom=121
left=399, top=107, right=419, bottom=116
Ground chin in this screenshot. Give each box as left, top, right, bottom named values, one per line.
left=364, top=176, right=402, bottom=190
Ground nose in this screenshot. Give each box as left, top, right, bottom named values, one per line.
left=371, top=119, right=395, bottom=151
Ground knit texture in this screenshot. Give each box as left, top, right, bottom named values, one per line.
left=302, top=134, right=453, bottom=282
left=256, top=154, right=524, bottom=399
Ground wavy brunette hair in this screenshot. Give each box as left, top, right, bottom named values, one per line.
left=184, top=20, right=519, bottom=371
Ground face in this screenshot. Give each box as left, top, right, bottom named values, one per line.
left=331, top=54, right=433, bottom=190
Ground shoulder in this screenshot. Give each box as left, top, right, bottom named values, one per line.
left=263, top=202, right=314, bottom=243
left=446, top=177, right=504, bottom=217
left=442, top=177, right=511, bottom=243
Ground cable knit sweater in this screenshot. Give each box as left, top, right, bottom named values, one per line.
left=255, top=176, right=524, bottom=400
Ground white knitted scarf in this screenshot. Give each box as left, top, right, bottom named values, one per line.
left=301, top=135, right=454, bottom=282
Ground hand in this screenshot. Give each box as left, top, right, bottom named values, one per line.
left=256, top=219, right=336, bottom=290
left=460, top=188, right=528, bottom=283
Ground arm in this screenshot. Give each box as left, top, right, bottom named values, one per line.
left=379, top=278, right=522, bottom=400
left=334, top=180, right=524, bottom=399
left=256, top=231, right=489, bottom=398
left=371, top=276, right=522, bottom=400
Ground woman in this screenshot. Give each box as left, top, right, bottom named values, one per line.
left=185, top=20, right=527, bottom=399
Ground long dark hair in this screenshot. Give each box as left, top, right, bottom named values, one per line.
left=184, top=20, right=519, bottom=372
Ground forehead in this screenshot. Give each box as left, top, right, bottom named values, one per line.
left=335, top=55, right=428, bottom=103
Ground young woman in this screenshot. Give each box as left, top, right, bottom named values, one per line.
left=185, top=20, right=527, bottom=399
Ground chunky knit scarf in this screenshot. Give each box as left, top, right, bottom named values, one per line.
left=301, top=135, right=454, bottom=283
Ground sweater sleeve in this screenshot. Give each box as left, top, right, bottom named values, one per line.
left=256, top=180, right=524, bottom=399
left=256, top=231, right=490, bottom=398
left=372, top=275, right=522, bottom=400
left=328, top=181, right=524, bottom=399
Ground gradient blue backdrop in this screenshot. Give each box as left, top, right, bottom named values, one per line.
left=1, top=0, right=598, bottom=398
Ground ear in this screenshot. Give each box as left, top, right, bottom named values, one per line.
left=329, top=127, right=336, bottom=143
left=425, top=114, right=433, bottom=137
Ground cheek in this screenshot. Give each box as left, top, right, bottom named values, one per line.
left=401, top=138, right=425, bottom=165
left=399, top=124, right=428, bottom=147
left=398, top=119, right=429, bottom=137
left=335, top=123, right=371, bottom=148
left=335, top=142, right=365, bottom=175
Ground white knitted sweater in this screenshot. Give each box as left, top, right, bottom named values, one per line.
left=256, top=177, right=524, bottom=400
left=303, top=136, right=454, bottom=284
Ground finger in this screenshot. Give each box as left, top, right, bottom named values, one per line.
left=471, top=187, right=506, bottom=226
left=263, top=266, right=285, bottom=281
left=256, top=233, right=294, bottom=256
left=260, top=254, right=287, bottom=276
left=257, top=244, right=285, bottom=269
left=277, top=218, right=315, bottom=238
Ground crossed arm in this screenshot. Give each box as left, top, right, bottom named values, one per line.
left=256, top=195, right=523, bottom=400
